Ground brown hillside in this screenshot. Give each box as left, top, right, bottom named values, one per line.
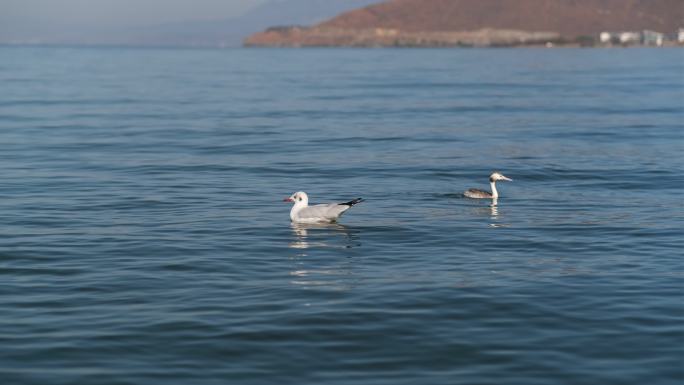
left=321, top=0, right=682, bottom=36
left=244, top=0, right=684, bottom=47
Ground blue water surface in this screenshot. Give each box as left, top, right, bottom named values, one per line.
left=0, top=46, right=683, bottom=385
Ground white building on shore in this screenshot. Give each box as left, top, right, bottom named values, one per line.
left=642, top=30, right=664, bottom=46
left=598, top=30, right=679, bottom=46
left=619, top=32, right=641, bottom=44
left=599, top=32, right=612, bottom=44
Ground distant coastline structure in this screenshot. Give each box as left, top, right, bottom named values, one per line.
left=642, top=30, right=665, bottom=46
left=598, top=29, right=676, bottom=47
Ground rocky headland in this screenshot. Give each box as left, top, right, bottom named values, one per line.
left=244, top=0, right=684, bottom=47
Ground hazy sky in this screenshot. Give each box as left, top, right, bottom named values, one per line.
left=0, top=0, right=266, bottom=28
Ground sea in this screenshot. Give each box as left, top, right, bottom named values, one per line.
left=0, top=46, right=682, bottom=385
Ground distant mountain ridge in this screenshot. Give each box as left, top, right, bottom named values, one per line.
left=245, top=0, right=684, bottom=47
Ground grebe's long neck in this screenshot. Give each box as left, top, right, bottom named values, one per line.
left=490, top=181, right=499, bottom=199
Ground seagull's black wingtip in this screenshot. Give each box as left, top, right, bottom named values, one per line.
left=341, top=198, right=365, bottom=207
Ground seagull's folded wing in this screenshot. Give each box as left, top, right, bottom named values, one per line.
left=298, top=203, right=349, bottom=221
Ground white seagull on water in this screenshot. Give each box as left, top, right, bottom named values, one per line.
left=284, top=191, right=364, bottom=223
left=464, top=172, right=513, bottom=199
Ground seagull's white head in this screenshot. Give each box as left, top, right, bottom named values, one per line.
left=489, top=172, right=513, bottom=183
left=283, top=191, right=308, bottom=205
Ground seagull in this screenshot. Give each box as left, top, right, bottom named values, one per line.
left=464, top=172, right=513, bottom=199
left=284, top=191, right=364, bottom=223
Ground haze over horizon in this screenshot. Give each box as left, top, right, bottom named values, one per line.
left=0, top=0, right=379, bottom=46
left=1, top=0, right=263, bottom=28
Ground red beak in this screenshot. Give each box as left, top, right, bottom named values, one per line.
left=283, top=197, right=294, bottom=202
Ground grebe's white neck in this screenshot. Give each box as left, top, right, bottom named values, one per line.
left=490, top=181, right=499, bottom=199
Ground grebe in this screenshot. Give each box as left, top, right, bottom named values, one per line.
left=284, top=191, right=364, bottom=223
left=464, top=172, right=512, bottom=199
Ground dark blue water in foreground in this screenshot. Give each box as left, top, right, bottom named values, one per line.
left=1, top=46, right=682, bottom=385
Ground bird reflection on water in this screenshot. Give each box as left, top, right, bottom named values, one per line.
left=288, top=222, right=360, bottom=251
left=488, top=199, right=511, bottom=228
left=469, top=198, right=510, bottom=228
left=288, top=223, right=362, bottom=290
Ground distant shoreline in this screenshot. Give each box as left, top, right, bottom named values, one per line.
left=243, top=26, right=684, bottom=49
left=2, top=42, right=682, bottom=50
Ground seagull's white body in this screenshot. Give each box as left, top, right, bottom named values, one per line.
left=464, top=172, right=513, bottom=199
left=284, top=192, right=364, bottom=224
